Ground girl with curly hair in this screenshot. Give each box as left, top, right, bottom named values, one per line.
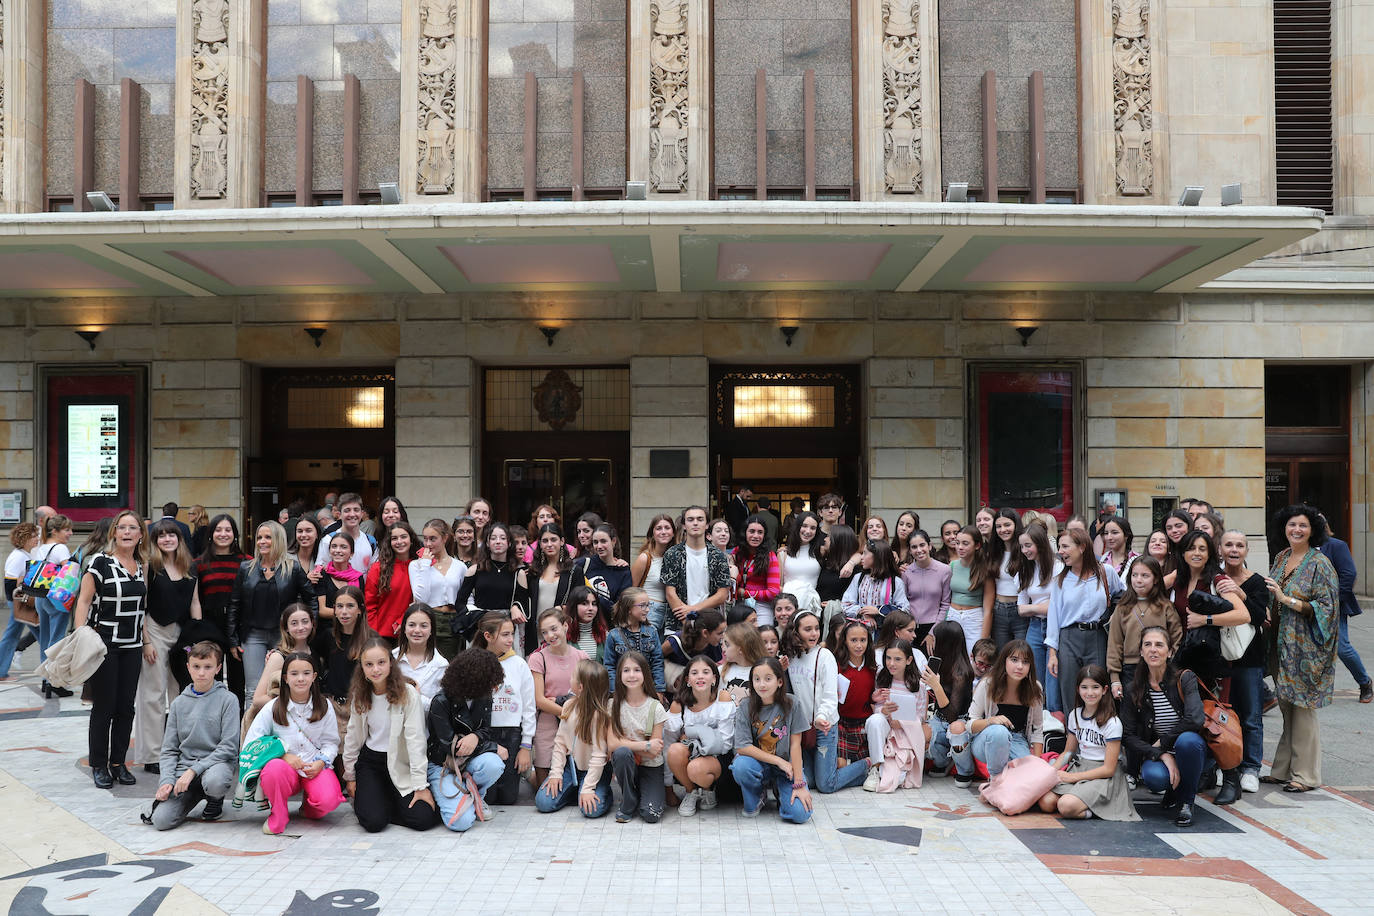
left=425, top=648, right=507, bottom=831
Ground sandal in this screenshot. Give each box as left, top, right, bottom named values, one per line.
left=1259, top=775, right=1287, bottom=784
left=1282, top=782, right=1316, bottom=793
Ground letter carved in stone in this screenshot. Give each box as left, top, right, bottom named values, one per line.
left=882, top=0, right=921, bottom=194
left=416, top=0, right=458, bottom=194
left=190, top=0, right=230, bottom=199
left=1112, top=0, right=1152, bottom=196
left=649, top=0, right=689, bottom=193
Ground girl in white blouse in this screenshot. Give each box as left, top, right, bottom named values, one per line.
left=393, top=604, right=448, bottom=714
left=409, top=519, right=466, bottom=659
left=664, top=655, right=735, bottom=816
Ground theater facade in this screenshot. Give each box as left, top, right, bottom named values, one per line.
left=0, top=0, right=1370, bottom=580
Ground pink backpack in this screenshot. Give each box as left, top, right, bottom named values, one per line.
left=978, top=755, right=1061, bottom=815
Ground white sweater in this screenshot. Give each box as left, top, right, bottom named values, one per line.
left=245, top=698, right=340, bottom=763
left=789, top=646, right=840, bottom=728
left=492, top=652, right=537, bottom=744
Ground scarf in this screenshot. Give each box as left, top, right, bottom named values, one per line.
left=326, top=564, right=364, bottom=587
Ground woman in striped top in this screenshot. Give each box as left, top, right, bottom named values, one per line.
left=195, top=515, right=248, bottom=707
left=1120, top=626, right=1207, bottom=827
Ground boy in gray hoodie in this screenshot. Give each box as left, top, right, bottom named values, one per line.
left=150, top=641, right=240, bottom=830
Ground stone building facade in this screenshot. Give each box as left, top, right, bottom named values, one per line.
left=0, top=0, right=1370, bottom=583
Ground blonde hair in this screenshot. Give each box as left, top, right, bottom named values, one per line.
left=249, top=520, right=294, bottom=576
left=102, top=510, right=147, bottom=561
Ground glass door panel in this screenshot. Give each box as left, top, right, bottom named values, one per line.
left=503, top=460, right=556, bottom=530
left=559, top=459, right=612, bottom=525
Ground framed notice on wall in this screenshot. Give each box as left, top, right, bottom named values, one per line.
left=43, top=368, right=147, bottom=524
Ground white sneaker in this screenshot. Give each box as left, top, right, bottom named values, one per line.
left=1216, top=769, right=1225, bottom=787
left=1241, top=773, right=1260, bottom=794
left=699, top=788, right=718, bottom=810
left=678, top=788, right=699, bottom=817
left=742, top=798, right=764, bottom=818
left=863, top=766, right=881, bottom=792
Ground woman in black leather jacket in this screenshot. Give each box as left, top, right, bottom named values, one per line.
left=425, top=648, right=508, bottom=831
left=1121, top=626, right=1207, bottom=828
left=227, top=521, right=316, bottom=701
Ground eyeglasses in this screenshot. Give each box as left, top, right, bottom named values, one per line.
left=632, top=601, right=652, bottom=609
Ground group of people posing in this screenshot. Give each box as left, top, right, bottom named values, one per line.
left=6, top=489, right=1349, bottom=833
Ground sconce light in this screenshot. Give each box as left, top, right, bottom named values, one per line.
left=780, top=325, right=799, bottom=347
left=540, top=326, right=560, bottom=347
left=75, top=329, right=101, bottom=351
left=1016, top=326, right=1038, bottom=347
left=305, top=327, right=327, bottom=348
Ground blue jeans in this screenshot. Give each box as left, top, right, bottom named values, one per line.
left=958, top=723, right=1030, bottom=777
left=928, top=713, right=970, bottom=771
left=1228, top=665, right=1265, bottom=775
left=1139, top=730, right=1208, bottom=805
left=1026, top=616, right=1060, bottom=713
left=730, top=755, right=812, bottom=823
left=427, top=753, right=505, bottom=832
left=803, top=722, right=868, bottom=793
left=534, top=758, right=613, bottom=817
left=0, top=611, right=39, bottom=677
left=1338, top=616, right=1371, bottom=687
left=647, top=601, right=669, bottom=635
left=992, top=600, right=1028, bottom=648
left=36, top=595, right=69, bottom=664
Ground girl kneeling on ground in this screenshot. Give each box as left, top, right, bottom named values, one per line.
left=1037, top=664, right=1140, bottom=821
left=729, top=658, right=813, bottom=823
left=536, top=660, right=615, bottom=817
left=425, top=648, right=508, bottom=831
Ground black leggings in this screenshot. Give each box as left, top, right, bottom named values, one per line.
left=352, top=746, right=438, bottom=833
left=487, top=725, right=523, bottom=806
left=88, top=647, right=141, bottom=770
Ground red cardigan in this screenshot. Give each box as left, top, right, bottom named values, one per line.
left=365, top=559, right=412, bottom=638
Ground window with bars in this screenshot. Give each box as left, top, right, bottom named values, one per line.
left=286, top=386, right=388, bottom=429
left=1274, top=0, right=1334, bottom=213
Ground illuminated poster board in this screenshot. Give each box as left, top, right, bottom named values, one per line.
left=45, top=370, right=145, bottom=523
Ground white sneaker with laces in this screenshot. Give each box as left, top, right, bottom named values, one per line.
left=1241, top=773, right=1260, bottom=794
left=678, top=788, right=699, bottom=817
left=699, top=788, right=718, bottom=810
left=863, top=766, right=881, bottom=792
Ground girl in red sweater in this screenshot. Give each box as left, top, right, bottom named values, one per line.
left=733, top=515, right=781, bottom=626
left=835, top=620, right=877, bottom=770
left=366, top=523, right=419, bottom=641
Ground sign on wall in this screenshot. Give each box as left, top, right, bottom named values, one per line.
left=44, top=369, right=146, bottom=523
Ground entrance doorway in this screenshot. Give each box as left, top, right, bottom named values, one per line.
left=247, top=369, right=396, bottom=533
left=710, top=366, right=863, bottom=536
left=1264, top=364, right=1350, bottom=553
left=481, top=367, right=630, bottom=538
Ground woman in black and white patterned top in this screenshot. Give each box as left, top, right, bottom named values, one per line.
left=73, top=509, right=149, bottom=790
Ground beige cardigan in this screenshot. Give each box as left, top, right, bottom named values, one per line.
left=342, top=683, right=429, bottom=796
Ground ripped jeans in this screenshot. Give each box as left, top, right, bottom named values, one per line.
left=802, top=721, right=869, bottom=793
left=929, top=713, right=971, bottom=773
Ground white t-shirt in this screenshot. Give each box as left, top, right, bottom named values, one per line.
left=316, top=530, right=374, bottom=574
left=4, top=548, right=30, bottom=581
left=995, top=553, right=1019, bottom=595
left=365, top=693, right=391, bottom=752
left=684, top=545, right=709, bottom=605
left=1017, top=559, right=1065, bottom=609
left=1068, top=709, right=1122, bottom=762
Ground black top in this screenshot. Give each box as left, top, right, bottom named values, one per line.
left=147, top=571, right=197, bottom=627
left=226, top=559, right=317, bottom=647
left=315, top=629, right=358, bottom=700
left=1232, top=571, right=1270, bottom=669
left=427, top=693, right=499, bottom=765
left=816, top=567, right=854, bottom=603
left=250, top=576, right=278, bottom=631
left=935, top=671, right=973, bottom=721
left=456, top=561, right=528, bottom=613
left=1000, top=702, right=1029, bottom=735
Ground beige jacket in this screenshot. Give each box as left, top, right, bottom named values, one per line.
left=342, top=683, right=429, bottom=796
left=547, top=711, right=608, bottom=793
left=1107, top=598, right=1185, bottom=685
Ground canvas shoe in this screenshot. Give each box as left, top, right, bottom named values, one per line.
left=678, top=788, right=699, bottom=817
left=863, top=766, right=881, bottom=792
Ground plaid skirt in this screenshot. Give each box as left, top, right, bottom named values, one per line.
left=838, top=718, right=869, bottom=761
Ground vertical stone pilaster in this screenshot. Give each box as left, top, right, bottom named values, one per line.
left=400, top=0, right=481, bottom=202
left=1334, top=0, right=1374, bottom=215
left=630, top=356, right=708, bottom=534
left=865, top=356, right=963, bottom=526
left=174, top=0, right=264, bottom=208
left=0, top=0, right=44, bottom=212
left=628, top=0, right=709, bottom=199
left=394, top=328, right=475, bottom=518
left=1080, top=0, right=1163, bottom=204
left=856, top=0, right=940, bottom=201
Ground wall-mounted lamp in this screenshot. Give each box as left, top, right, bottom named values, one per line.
left=305, top=327, right=327, bottom=348
left=1177, top=186, right=1204, bottom=206
left=86, top=191, right=117, bottom=212
left=945, top=182, right=969, bottom=203
left=378, top=182, right=402, bottom=205
left=1016, top=326, right=1038, bottom=347
left=780, top=325, right=799, bottom=347
left=540, top=326, right=560, bottom=347
left=75, top=329, right=101, bottom=351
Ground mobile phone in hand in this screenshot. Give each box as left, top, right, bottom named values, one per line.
left=927, top=656, right=942, bottom=674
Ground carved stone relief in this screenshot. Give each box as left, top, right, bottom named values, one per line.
left=882, top=0, right=921, bottom=194
left=189, top=0, right=230, bottom=199
left=1, top=0, right=7, bottom=201
left=416, top=0, right=457, bottom=194
left=1112, top=0, right=1152, bottom=196
left=649, top=0, right=688, bottom=193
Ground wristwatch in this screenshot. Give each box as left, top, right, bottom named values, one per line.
left=1206, top=615, right=1213, bottom=626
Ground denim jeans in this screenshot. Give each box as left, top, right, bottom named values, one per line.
left=928, top=713, right=970, bottom=771
left=730, top=755, right=812, bottom=823
left=1139, top=730, right=1208, bottom=805
left=992, top=600, right=1028, bottom=648
left=1228, top=665, right=1265, bottom=775
left=803, top=721, right=868, bottom=793
left=610, top=746, right=665, bottom=822
left=36, top=595, right=69, bottom=663
left=0, top=612, right=38, bottom=677
left=427, top=753, right=505, bottom=832
left=1026, top=617, right=1060, bottom=713
left=1338, top=616, right=1371, bottom=687
left=647, top=601, right=669, bottom=635
left=241, top=627, right=276, bottom=702
left=958, top=723, right=1031, bottom=776
left=534, top=758, right=613, bottom=817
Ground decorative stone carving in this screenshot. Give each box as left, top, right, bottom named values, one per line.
left=1, top=0, right=6, bottom=201
left=1112, top=0, right=1152, bottom=196
left=189, top=0, right=230, bottom=199
left=416, top=0, right=457, bottom=195
left=649, top=0, right=688, bottom=193
left=881, top=0, right=921, bottom=194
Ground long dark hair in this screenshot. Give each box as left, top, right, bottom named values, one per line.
left=273, top=652, right=328, bottom=725
left=873, top=609, right=914, bottom=655
left=1175, top=530, right=1222, bottom=592
left=819, top=524, right=859, bottom=573
left=399, top=603, right=437, bottom=662
left=673, top=653, right=722, bottom=710
left=1017, top=522, right=1057, bottom=590
left=198, top=513, right=242, bottom=563
left=1056, top=527, right=1107, bottom=590
left=986, top=508, right=1025, bottom=580
left=531, top=523, right=574, bottom=576
left=986, top=639, right=1042, bottom=707
left=610, top=650, right=654, bottom=738
left=289, top=514, right=323, bottom=558
left=439, top=647, right=504, bottom=702
left=784, top=510, right=821, bottom=558
left=1114, top=556, right=1170, bottom=622
left=959, top=525, right=993, bottom=591
left=781, top=609, right=822, bottom=659
left=1100, top=516, right=1135, bottom=568
left=1129, top=625, right=1177, bottom=710
left=330, top=585, right=373, bottom=658
left=348, top=636, right=411, bottom=715
left=572, top=512, right=604, bottom=559
left=565, top=584, right=608, bottom=644
left=475, top=521, right=516, bottom=572
left=1162, top=509, right=1194, bottom=574
left=876, top=639, right=922, bottom=693
left=863, top=538, right=900, bottom=581
left=833, top=619, right=874, bottom=671
left=929, top=620, right=973, bottom=703
left=376, top=521, right=420, bottom=594
left=1075, top=664, right=1116, bottom=727
left=735, top=514, right=774, bottom=580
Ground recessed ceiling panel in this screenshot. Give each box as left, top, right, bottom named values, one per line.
left=0, top=251, right=139, bottom=290
left=167, top=247, right=376, bottom=287
left=441, top=243, right=622, bottom=284
left=962, top=242, right=1198, bottom=284
left=715, top=241, right=893, bottom=283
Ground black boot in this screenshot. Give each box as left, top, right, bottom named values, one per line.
left=16, top=631, right=36, bottom=652
left=1174, top=802, right=1194, bottom=827
left=1215, top=769, right=1241, bottom=806
left=1161, top=788, right=1181, bottom=812
left=93, top=767, right=114, bottom=789
left=112, top=764, right=137, bottom=786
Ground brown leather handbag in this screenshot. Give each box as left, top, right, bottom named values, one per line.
left=1182, top=675, right=1243, bottom=771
